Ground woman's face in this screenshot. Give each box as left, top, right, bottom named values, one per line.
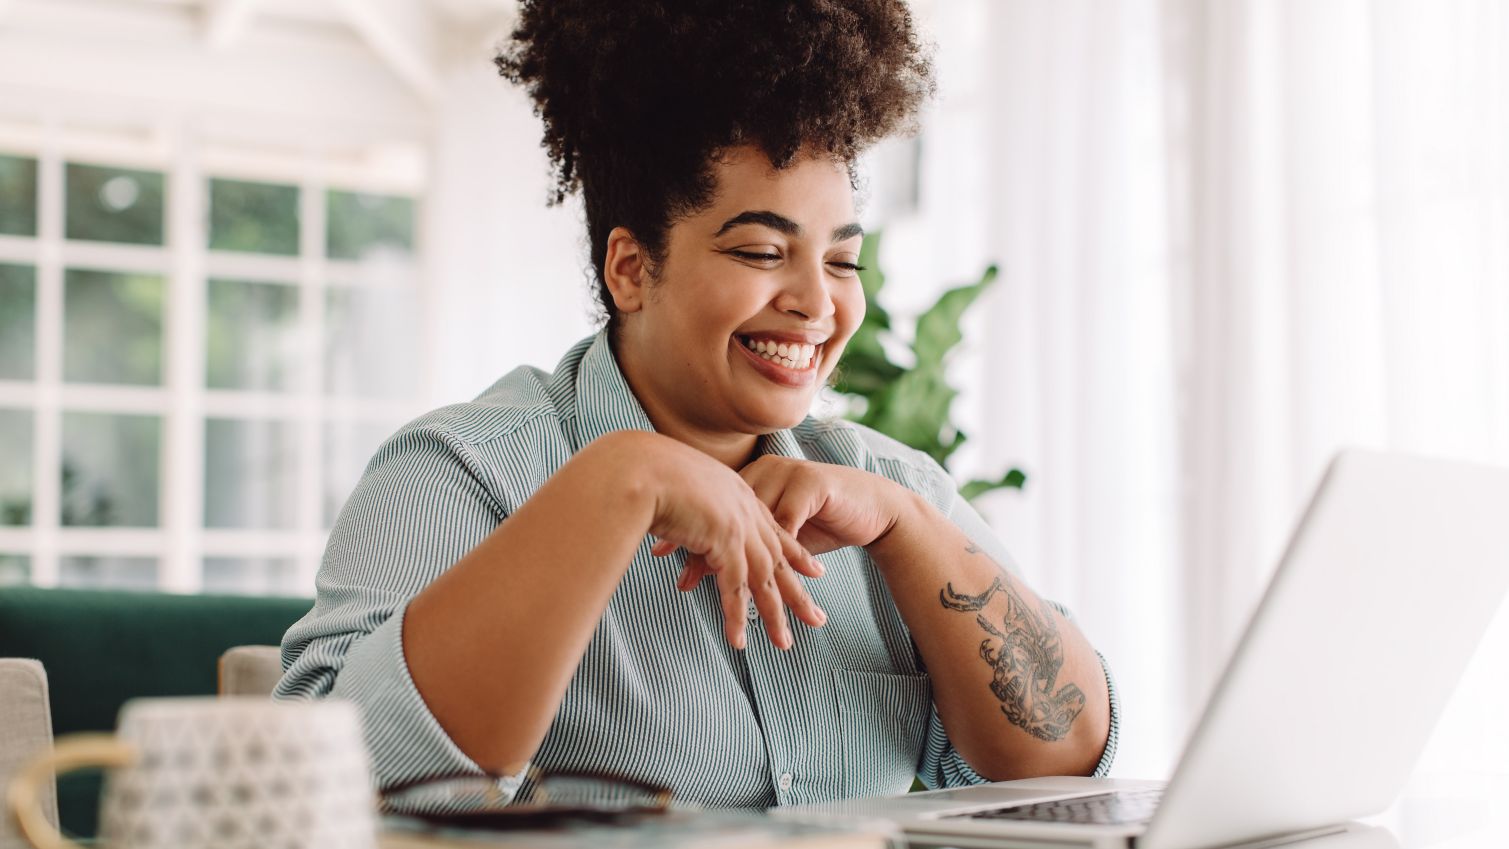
left=615, top=146, right=866, bottom=439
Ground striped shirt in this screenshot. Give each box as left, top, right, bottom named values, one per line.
left=275, top=329, right=1119, bottom=809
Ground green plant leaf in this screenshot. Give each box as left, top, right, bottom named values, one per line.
left=912, top=264, right=997, bottom=369
left=960, top=467, right=1028, bottom=501
left=856, top=234, right=891, bottom=330
left=865, top=364, right=958, bottom=465
left=837, top=232, right=1024, bottom=499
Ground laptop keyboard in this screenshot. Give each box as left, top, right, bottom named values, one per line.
left=951, top=789, right=1164, bottom=826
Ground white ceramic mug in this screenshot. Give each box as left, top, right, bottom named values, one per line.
left=6, top=696, right=377, bottom=849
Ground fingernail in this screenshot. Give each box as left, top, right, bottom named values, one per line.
left=810, top=557, right=824, bottom=576
left=736, top=631, right=747, bottom=650
left=814, top=607, right=827, bottom=626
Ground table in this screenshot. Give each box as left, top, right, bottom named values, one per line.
left=375, top=773, right=1509, bottom=849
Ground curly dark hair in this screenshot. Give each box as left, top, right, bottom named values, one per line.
left=495, top=0, right=934, bottom=333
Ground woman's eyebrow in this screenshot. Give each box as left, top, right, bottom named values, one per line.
left=831, top=221, right=864, bottom=242
left=714, top=210, right=800, bottom=237
left=713, top=210, right=866, bottom=243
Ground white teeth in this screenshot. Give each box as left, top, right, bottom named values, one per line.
left=740, top=335, right=822, bottom=370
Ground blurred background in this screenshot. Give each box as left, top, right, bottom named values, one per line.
left=0, top=0, right=1505, bottom=786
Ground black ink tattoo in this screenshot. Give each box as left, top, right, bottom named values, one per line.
left=940, top=550, right=1085, bottom=742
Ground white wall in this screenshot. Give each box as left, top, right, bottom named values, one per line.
left=424, top=56, right=595, bottom=407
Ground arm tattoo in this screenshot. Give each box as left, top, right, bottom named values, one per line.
left=940, top=546, right=1085, bottom=741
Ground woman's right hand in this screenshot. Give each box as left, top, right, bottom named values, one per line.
left=623, top=432, right=828, bottom=651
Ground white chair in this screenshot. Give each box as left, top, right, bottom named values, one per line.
left=0, top=658, right=57, bottom=849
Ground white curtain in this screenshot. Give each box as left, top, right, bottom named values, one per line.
left=888, top=0, right=1509, bottom=778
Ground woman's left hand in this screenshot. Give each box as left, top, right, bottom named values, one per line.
left=654, top=456, right=913, bottom=591
left=735, top=456, right=910, bottom=555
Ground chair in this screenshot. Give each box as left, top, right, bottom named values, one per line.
left=0, top=658, right=57, bottom=849
left=0, top=587, right=311, bottom=839
left=217, top=645, right=285, bottom=697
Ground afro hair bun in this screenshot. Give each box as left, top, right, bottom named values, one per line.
left=497, top=0, right=933, bottom=201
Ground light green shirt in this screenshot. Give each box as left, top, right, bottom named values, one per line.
left=276, top=330, right=1119, bottom=810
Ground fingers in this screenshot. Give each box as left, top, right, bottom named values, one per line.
left=746, top=534, right=793, bottom=651
left=774, top=554, right=827, bottom=630
left=676, top=553, right=710, bottom=592
left=777, top=523, right=825, bottom=579
left=712, top=549, right=750, bottom=651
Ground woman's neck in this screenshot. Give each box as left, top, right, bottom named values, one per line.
left=612, top=337, right=761, bottom=470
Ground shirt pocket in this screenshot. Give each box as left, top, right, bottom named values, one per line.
left=831, top=668, right=932, bottom=799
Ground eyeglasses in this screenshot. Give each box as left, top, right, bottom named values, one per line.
left=381, top=765, right=674, bottom=831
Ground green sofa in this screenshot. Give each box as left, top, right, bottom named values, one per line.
left=0, top=587, right=312, bottom=840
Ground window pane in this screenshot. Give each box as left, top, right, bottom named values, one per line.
left=0, top=263, right=35, bottom=380
left=65, top=163, right=165, bottom=245
left=323, top=420, right=394, bottom=526
left=324, top=286, right=419, bottom=398
left=64, top=268, right=164, bottom=385
left=0, top=409, right=32, bottom=526
left=59, top=555, right=156, bottom=591
left=203, top=557, right=301, bottom=596
left=204, top=418, right=298, bottom=529
left=0, top=154, right=38, bottom=236
left=326, top=190, right=414, bottom=260
left=206, top=278, right=300, bottom=391
left=61, top=412, right=160, bottom=527
left=0, top=554, right=30, bottom=586
left=209, top=178, right=299, bottom=255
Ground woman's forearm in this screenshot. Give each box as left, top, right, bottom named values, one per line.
left=867, top=491, right=1111, bottom=780
left=402, top=430, right=658, bottom=776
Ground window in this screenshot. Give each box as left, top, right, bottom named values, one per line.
left=0, top=135, right=427, bottom=596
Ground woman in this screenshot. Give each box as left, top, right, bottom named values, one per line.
left=277, top=0, right=1118, bottom=809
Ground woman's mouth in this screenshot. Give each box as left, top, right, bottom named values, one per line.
left=732, top=334, right=822, bottom=387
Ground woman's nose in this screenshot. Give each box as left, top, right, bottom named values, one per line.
left=777, top=262, right=836, bottom=321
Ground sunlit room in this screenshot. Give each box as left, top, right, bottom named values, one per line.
left=1, top=1, right=1506, bottom=848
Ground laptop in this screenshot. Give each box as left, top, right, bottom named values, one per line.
left=773, top=449, right=1509, bottom=849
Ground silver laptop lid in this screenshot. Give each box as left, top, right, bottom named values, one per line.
left=1141, top=450, right=1509, bottom=849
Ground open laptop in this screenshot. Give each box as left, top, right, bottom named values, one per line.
left=774, top=449, right=1509, bottom=849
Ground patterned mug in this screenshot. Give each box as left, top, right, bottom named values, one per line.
left=6, top=696, right=377, bottom=849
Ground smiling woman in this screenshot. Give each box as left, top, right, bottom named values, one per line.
left=275, top=0, right=1118, bottom=812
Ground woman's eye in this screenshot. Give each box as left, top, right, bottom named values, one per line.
left=827, top=261, right=866, bottom=275
left=730, top=250, right=781, bottom=262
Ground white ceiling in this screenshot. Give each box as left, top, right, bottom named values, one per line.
left=2, top=0, right=521, bottom=104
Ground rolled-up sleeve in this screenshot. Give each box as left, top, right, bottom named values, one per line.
left=915, top=476, right=1122, bottom=787
left=274, top=423, right=527, bottom=804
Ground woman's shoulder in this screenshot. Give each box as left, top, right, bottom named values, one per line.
left=790, top=417, right=957, bottom=511
left=396, top=336, right=596, bottom=450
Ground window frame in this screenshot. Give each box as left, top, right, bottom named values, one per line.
left=0, top=119, right=430, bottom=595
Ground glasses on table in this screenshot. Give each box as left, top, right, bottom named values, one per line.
left=381, top=765, right=674, bottom=830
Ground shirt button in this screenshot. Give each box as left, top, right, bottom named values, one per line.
left=747, top=602, right=758, bottom=620
left=778, top=772, right=793, bottom=792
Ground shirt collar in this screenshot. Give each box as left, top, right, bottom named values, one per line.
left=755, top=426, right=806, bottom=461
left=572, top=329, right=658, bottom=450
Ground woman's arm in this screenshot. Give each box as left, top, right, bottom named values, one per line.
left=735, top=453, right=1112, bottom=781
left=403, top=429, right=825, bottom=777
left=402, top=431, right=653, bottom=776
left=866, top=489, right=1112, bottom=780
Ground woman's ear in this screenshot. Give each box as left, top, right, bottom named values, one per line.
left=602, top=227, right=651, bottom=314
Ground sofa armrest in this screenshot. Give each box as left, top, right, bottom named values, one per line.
left=1, top=658, right=58, bottom=849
